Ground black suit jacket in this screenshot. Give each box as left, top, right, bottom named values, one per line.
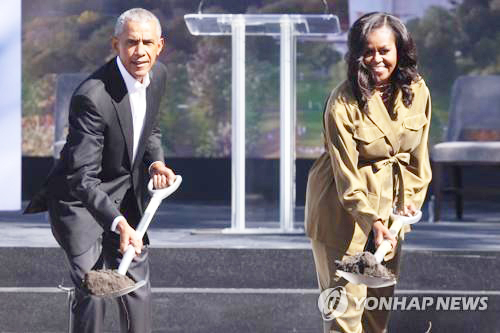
left=25, top=59, right=167, bottom=255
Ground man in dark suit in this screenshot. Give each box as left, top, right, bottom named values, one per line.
left=25, top=8, right=175, bottom=333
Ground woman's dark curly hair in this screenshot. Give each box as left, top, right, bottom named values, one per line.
left=346, top=12, right=419, bottom=111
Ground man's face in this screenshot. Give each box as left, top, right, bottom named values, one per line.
left=112, top=19, right=164, bottom=82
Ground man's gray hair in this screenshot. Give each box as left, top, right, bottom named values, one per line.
left=114, top=8, right=162, bottom=37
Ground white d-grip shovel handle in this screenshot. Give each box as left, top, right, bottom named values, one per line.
left=373, top=210, right=422, bottom=263
left=117, top=175, right=183, bottom=275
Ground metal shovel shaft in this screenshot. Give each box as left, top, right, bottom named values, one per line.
left=117, top=196, right=162, bottom=275
left=373, top=211, right=423, bottom=263
left=117, top=175, right=182, bottom=276
left=373, top=219, right=403, bottom=263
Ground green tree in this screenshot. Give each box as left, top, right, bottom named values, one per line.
left=407, top=0, right=500, bottom=143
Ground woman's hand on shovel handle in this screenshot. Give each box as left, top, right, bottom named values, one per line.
left=149, top=161, right=176, bottom=189
left=373, top=219, right=397, bottom=249
left=396, top=202, right=417, bottom=216
left=116, top=217, right=143, bottom=255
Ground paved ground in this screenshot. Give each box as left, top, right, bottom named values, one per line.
left=0, top=198, right=498, bottom=332
left=1, top=198, right=499, bottom=251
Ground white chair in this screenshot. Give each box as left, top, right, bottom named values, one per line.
left=431, top=75, right=500, bottom=221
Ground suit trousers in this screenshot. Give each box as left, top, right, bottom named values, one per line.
left=62, top=233, right=152, bottom=333
left=311, top=239, right=402, bottom=333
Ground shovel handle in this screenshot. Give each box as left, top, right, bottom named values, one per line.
left=373, top=211, right=422, bottom=263
left=117, top=175, right=183, bottom=275
left=373, top=219, right=403, bottom=263
left=148, top=175, right=183, bottom=199
left=118, top=245, right=136, bottom=275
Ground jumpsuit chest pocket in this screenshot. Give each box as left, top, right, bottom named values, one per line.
left=401, top=113, right=427, bottom=151
left=353, top=126, right=387, bottom=158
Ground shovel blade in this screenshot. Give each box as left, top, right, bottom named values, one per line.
left=336, top=270, right=396, bottom=288
left=94, top=279, right=147, bottom=298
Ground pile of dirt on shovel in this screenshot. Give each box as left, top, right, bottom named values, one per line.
left=335, top=252, right=395, bottom=279
left=84, top=269, right=135, bottom=296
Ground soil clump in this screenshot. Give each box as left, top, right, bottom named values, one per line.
left=335, top=252, right=395, bottom=279
left=84, top=269, right=135, bottom=296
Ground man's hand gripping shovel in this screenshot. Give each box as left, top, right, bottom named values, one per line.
left=84, top=175, right=182, bottom=297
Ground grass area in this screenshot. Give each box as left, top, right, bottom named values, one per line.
left=298, top=110, right=323, bottom=144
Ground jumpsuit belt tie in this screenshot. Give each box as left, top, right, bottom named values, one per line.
left=372, top=153, right=411, bottom=212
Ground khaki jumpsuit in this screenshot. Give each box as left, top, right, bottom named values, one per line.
left=305, top=79, right=432, bottom=333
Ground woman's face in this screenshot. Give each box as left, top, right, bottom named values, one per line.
left=362, top=26, right=398, bottom=85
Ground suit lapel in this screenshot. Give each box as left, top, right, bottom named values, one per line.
left=114, top=95, right=134, bottom=167
left=365, top=92, right=400, bottom=152
left=107, top=60, right=134, bottom=167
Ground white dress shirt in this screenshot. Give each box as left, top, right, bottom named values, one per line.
left=111, top=56, right=152, bottom=233
left=116, top=56, right=150, bottom=162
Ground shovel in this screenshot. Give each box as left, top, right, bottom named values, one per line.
left=84, top=175, right=182, bottom=297
left=335, top=210, right=422, bottom=288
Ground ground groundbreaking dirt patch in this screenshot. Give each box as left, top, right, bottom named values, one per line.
left=335, top=252, right=395, bottom=279
left=84, top=269, right=135, bottom=296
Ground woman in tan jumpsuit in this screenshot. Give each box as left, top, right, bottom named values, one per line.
left=305, top=12, right=432, bottom=333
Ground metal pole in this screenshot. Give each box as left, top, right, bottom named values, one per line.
left=279, top=16, right=297, bottom=232
left=231, top=15, right=246, bottom=231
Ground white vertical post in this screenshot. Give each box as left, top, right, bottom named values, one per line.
left=185, top=14, right=340, bottom=234
left=231, top=15, right=246, bottom=231
left=279, top=16, right=296, bottom=231
left=0, top=0, right=21, bottom=210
